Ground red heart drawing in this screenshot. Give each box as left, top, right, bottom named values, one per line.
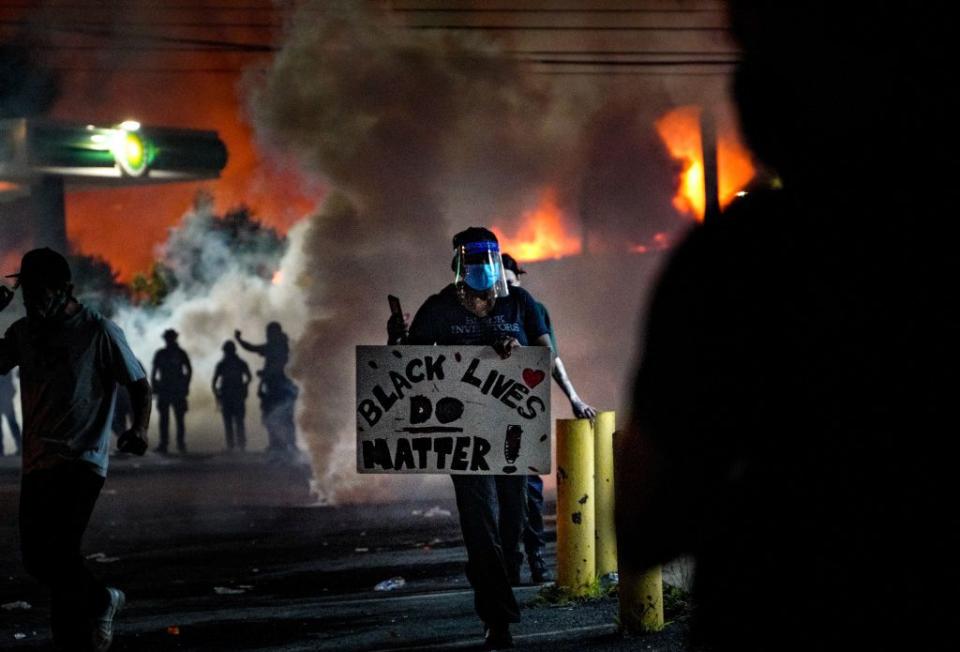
left=522, top=369, right=546, bottom=389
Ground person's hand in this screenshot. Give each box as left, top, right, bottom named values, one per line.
left=387, top=313, right=410, bottom=344
left=572, top=398, right=598, bottom=423
left=117, top=428, right=148, bottom=456
left=234, top=329, right=242, bottom=340
left=493, top=336, right=521, bottom=359
left=0, top=286, right=14, bottom=313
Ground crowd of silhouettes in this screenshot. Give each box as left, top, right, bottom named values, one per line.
left=140, top=322, right=297, bottom=455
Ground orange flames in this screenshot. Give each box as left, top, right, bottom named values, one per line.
left=655, top=106, right=755, bottom=221
left=491, top=190, right=582, bottom=262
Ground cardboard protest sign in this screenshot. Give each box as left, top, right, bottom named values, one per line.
left=356, top=345, right=551, bottom=475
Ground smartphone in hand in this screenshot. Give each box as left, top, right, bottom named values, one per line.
left=388, top=294, right=403, bottom=318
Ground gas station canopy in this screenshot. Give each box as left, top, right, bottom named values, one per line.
left=0, top=118, right=228, bottom=193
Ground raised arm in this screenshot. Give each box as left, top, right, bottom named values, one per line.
left=234, top=329, right=267, bottom=355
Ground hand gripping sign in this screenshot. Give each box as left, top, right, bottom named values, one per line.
left=356, top=346, right=551, bottom=475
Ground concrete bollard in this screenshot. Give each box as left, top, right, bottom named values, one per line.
left=594, top=412, right=617, bottom=578
left=555, top=417, right=596, bottom=595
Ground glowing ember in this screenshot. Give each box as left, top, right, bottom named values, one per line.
left=491, top=189, right=582, bottom=262
left=655, top=106, right=755, bottom=221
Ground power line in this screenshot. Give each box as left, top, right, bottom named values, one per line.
left=1, top=19, right=282, bottom=29
left=390, top=7, right=724, bottom=13
left=534, top=70, right=733, bottom=77
left=521, top=58, right=738, bottom=66
left=3, top=24, right=277, bottom=51
left=507, top=49, right=739, bottom=56
left=407, top=24, right=729, bottom=31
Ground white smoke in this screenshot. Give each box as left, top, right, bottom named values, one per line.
left=113, top=201, right=311, bottom=453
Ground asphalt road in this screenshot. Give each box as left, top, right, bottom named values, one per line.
left=0, top=455, right=690, bottom=651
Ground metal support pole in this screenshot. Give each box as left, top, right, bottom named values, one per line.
left=30, top=176, right=68, bottom=254
left=700, top=109, right=721, bottom=223
left=556, top=417, right=595, bottom=594
left=594, top=412, right=617, bottom=578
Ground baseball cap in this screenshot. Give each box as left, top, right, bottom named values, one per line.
left=5, top=248, right=71, bottom=289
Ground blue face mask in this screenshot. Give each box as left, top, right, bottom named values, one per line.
left=464, top=264, right=497, bottom=291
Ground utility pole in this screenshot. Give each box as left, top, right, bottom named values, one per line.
left=700, top=109, right=721, bottom=223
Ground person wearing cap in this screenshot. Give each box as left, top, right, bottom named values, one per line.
left=391, top=227, right=552, bottom=650
left=151, top=328, right=192, bottom=454
left=500, top=253, right=597, bottom=585
left=0, top=247, right=151, bottom=651
left=212, top=340, right=252, bottom=452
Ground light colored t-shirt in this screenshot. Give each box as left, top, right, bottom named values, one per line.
left=0, top=306, right=146, bottom=477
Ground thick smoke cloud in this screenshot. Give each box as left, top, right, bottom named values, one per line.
left=249, top=1, right=588, bottom=502
left=250, top=2, right=739, bottom=502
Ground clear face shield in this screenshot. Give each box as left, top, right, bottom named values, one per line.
left=454, top=240, right=509, bottom=299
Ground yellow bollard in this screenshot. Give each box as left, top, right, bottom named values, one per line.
left=594, top=412, right=617, bottom=578
left=618, top=564, right=665, bottom=634
left=555, top=418, right=596, bottom=595
left=612, top=425, right=665, bottom=633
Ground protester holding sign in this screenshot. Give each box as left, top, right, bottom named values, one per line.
left=501, top=253, right=597, bottom=585
left=395, top=227, right=552, bottom=650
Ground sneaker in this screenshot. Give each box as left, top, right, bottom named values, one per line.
left=483, top=623, right=514, bottom=650
left=92, top=587, right=125, bottom=652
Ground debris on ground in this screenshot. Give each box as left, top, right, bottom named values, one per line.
left=2, top=601, right=31, bottom=611
left=213, top=585, right=252, bottom=595
left=374, top=577, right=406, bottom=591
left=86, top=552, right=121, bottom=563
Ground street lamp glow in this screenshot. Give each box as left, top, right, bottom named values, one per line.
left=119, top=120, right=141, bottom=132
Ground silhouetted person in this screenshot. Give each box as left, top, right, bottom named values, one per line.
left=501, top=253, right=596, bottom=585
left=212, top=341, right=252, bottom=452
left=0, top=369, right=21, bottom=456
left=236, top=323, right=297, bottom=452
left=389, top=228, right=553, bottom=649
left=616, top=4, right=959, bottom=651
left=0, top=248, right=151, bottom=651
left=151, top=328, right=191, bottom=454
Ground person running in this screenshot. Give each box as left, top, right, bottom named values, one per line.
left=0, top=247, right=151, bottom=650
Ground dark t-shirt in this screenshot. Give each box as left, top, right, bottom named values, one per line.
left=534, top=302, right=557, bottom=353
left=152, top=346, right=191, bottom=398
left=214, top=355, right=251, bottom=398
left=407, top=284, right=549, bottom=347
left=0, top=306, right=146, bottom=477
